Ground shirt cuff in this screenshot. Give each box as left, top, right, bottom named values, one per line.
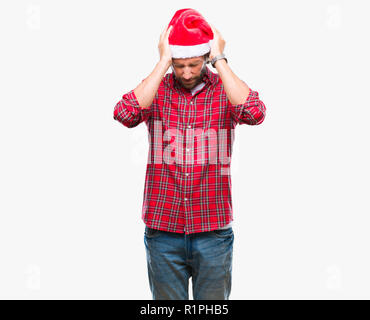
left=123, top=89, right=152, bottom=115
left=234, top=88, right=256, bottom=118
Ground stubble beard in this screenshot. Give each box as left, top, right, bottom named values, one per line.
left=175, top=62, right=207, bottom=90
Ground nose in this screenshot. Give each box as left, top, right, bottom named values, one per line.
left=182, top=67, right=193, bottom=80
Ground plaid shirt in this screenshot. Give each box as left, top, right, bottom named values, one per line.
left=113, top=66, right=266, bottom=234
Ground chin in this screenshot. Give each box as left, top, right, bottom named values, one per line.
left=183, top=79, right=198, bottom=87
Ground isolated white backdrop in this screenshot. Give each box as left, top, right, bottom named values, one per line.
left=0, top=0, right=369, bottom=299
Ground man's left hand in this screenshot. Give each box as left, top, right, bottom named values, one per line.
left=209, top=24, right=225, bottom=60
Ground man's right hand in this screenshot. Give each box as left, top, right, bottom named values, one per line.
left=132, top=25, right=174, bottom=109
left=158, top=25, right=173, bottom=68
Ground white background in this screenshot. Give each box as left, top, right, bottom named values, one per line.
left=0, top=0, right=369, bottom=299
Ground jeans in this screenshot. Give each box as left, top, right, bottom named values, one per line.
left=144, top=226, right=234, bottom=300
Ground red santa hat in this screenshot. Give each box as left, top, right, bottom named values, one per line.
left=167, top=8, right=214, bottom=59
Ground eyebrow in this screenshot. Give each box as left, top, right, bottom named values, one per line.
left=173, top=61, right=202, bottom=67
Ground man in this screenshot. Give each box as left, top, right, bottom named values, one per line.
left=113, top=8, right=266, bottom=300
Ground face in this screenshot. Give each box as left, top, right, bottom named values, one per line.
left=171, top=56, right=207, bottom=90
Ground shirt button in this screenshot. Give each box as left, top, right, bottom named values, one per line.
left=185, top=173, right=189, bottom=176
left=187, top=125, right=192, bottom=129
left=190, top=101, right=193, bottom=105
left=186, top=148, right=190, bottom=152
left=184, top=197, right=188, bottom=201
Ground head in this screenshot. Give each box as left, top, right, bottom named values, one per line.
left=171, top=52, right=210, bottom=90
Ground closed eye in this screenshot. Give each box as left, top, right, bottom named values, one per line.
left=174, top=64, right=199, bottom=68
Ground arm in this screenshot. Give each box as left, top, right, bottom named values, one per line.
left=215, top=59, right=266, bottom=125
left=214, top=59, right=250, bottom=105
left=133, top=59, right=171, bottom=108
left=113, top=25, right=173, bottom=128
left=113, top=60, right=171, bottom=128
left=113, top=89, right=153, bottom=128
left=209, top=25, right=266, bottom=125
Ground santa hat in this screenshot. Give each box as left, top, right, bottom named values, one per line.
left=167, top=8, right=214, bottom=59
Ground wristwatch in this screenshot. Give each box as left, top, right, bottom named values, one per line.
left=211, top=53, right=228, bottom=68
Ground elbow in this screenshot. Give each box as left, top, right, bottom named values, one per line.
left=240, top=89, right=266, bottom=125
left=113, top=99, right=123, bottom=120
left=240, top=100, right=266, bottom=125
left=254, top=102, right=266, bottom=125
left=113, top=101, right=125, bottom=124
left=113, top=105, right=119, bottom=121
left=251, top=100, right=266, bottom=125
left=113, top=100, right=138, bottom=128
left=113, top=99, right=141, bottom=128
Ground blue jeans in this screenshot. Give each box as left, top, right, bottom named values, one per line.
left=144, top=226, right=234, bottom=300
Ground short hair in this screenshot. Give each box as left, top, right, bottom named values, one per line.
left=204, top=52, right=210, bottom=63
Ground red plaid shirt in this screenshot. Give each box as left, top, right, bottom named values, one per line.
left=113, top=66, right=266, bottom=234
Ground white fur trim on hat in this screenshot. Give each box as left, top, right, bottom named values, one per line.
left=170, top=40, right=213, bottom=59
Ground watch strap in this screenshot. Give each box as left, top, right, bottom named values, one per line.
left=211, top=53, right=228, bottom=68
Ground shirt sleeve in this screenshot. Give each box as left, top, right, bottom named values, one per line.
left=228, top=88, right=266, bottom=126
left=113, top=89, right=152, bottom=128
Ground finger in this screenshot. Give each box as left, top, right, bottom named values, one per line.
left=160, top=25, right=167, bottom=38
left=210, top=24, right=218, bottom=35
left=166, top=25, right=173, bottom=36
